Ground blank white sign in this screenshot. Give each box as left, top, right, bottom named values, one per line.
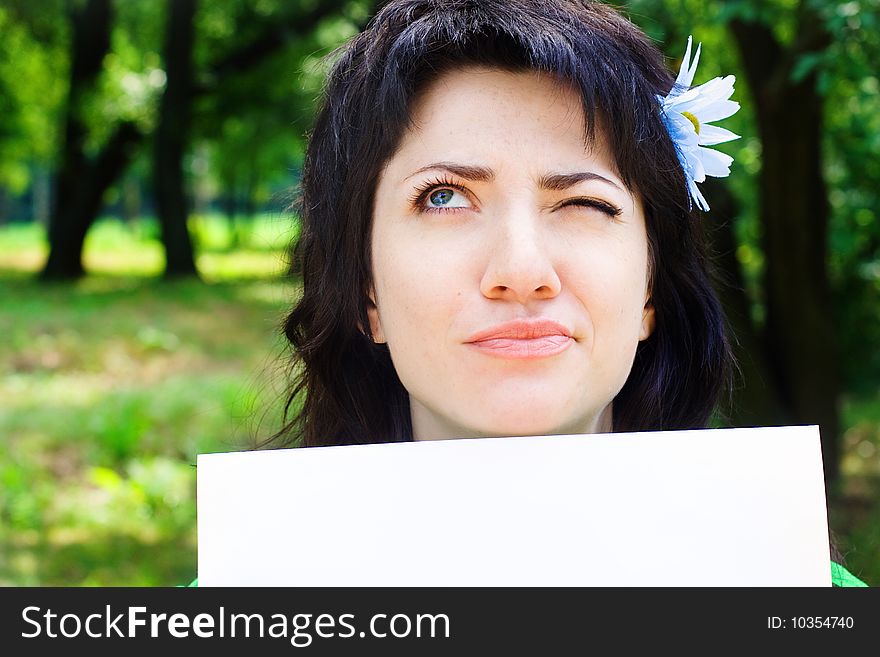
left=197, top=425, right=831, bottom=586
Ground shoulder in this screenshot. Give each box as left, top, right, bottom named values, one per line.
left=831, top=562, right=869, bottom=587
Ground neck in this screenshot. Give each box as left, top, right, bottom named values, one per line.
left=410, top=398, right=614, bottom=441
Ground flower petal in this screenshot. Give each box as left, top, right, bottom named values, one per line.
left=664, top=86, right=702, bottom=110
left=689, top=152, right=706, bottom=182
left=684, top=41, right=702, bottom=88
left=673, top=36, right=695, bottom=90
left=688, top=178, right=710, bottom=212
left=692, top=75, right=736, bottom=104
left=671, top=77, right=736, bottom=115
left=668, top=111, right=700, bottom=147
left=659, top=36, right=740, bottom=213
left=698, top=99, right=740, bottom=123
left=698, top=146, right=734, bottom=177
left=698, top=124, right=740, bottom=146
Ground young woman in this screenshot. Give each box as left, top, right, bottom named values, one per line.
left=281, top=0, right=729, bottom=445
left=214, top=0, right=865, bottom=586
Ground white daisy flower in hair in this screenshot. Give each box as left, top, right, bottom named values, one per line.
left=658, top=36, right=741, bottom=212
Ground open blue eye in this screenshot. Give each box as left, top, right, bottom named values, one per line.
left=422, top=186, right=471, bottom=211
left=409, top=177, right=474, bottom=213
left=429, top=189, right=455, bottom=206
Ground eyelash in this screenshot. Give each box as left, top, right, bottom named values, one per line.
left=409, top=176, right=623, bottom=219
left=409, top=176, right=469, bottom=214
left=562, top=197, right=624, bottom=219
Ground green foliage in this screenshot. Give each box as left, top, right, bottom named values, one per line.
left=821, top=1, right=880, bottom=393
left=0, top=0, right=371, bottom=232
left=90, top=5, right=166, bottom=140
left=0, top=4, right=66, bottom=191
left=191, top=1, right=373, bottom=218
left=623, top=0, right=880, bottom=392
left=0, top=0, right=877, bottom=585
left=715, top=0, right=801, bottom=44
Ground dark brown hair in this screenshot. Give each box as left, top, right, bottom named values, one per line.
left=270, top=0, right=733, bottom=448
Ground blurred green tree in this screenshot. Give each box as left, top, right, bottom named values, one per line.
left=30, top=0, right=370, bottom=280
left=41, top=0, right=144, bottom=280
left=624, top=0, right=880, bottom=483
left=2, top=0, right=877, bottom=485
left=727, top=0, right=840, bottom=480
left=154, top=0, right=198, bottom=278
left=0, top=2, right=65, bottom=224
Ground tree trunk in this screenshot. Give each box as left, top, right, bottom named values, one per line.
left=729, top=14, right=840, bottom=483
left=760, top=80, right=840, bottom=482
left=41, top=0, right=117, bottom=280
left=154, top=0, right=198, bottom=279
left=0, top=186, right=8, bottom=226
left=42, top=122, right=140, bottom=278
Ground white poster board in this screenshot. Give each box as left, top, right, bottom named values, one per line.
left=197, top=425, right=831, bottom=586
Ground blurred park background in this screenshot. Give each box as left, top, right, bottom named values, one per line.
left=0, top=0, right=878, bottom=585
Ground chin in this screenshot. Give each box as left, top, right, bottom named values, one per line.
left=465, top=406, right=586, bottom=439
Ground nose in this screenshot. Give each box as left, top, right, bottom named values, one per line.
left=479, top=208, right=562, bottom=303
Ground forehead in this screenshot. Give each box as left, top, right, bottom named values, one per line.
left=392, top=65, right=617, bottom=178
left=411, top=65, right=581, bottom=120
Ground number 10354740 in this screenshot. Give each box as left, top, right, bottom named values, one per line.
left=768, top=617, right=854, bottom=629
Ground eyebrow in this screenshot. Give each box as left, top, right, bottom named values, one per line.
left=405, top=162, right=623, bottom=192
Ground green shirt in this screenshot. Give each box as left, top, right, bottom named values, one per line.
left=184, top=562, right=868, bottom=587
left=831, top=561, right=868, bottom=587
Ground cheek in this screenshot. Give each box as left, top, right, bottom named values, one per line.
left=372, top=230, right=469, bottom=364
left=562, top=240, right=650, bottom=339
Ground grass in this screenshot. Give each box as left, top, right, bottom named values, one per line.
left=1, top=216, right=298, bottom=585
left=832, top=397, right=880, bottom=583
left=0, top=216, right=878, bottom=585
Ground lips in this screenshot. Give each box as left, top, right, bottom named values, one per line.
left=465, top=319, right=574, bottom=360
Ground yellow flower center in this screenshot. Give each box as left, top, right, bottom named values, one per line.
left=682, top=111, right=700, bottom=134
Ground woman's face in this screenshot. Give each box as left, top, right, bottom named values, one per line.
left=369, top=66, right=655, bottom=441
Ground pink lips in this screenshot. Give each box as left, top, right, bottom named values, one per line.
left=465, top=318, right=574, bottom=360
